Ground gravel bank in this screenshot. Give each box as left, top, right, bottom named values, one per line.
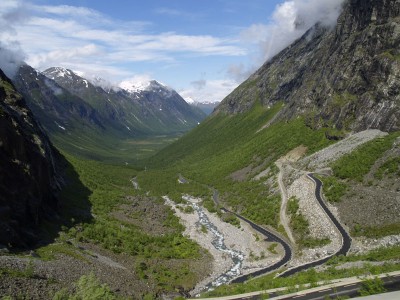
left=287, top=175, right=342, bottom=267
left=351, top=234, right=400, bottom=254
left=164, top=195, right=282, bottom=296
left=300, top=129, right=387, bottom=170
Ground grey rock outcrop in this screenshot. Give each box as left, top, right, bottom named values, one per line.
left=216, top=0, right=400, bottom=132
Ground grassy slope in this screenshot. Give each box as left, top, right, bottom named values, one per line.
left=51, top=129, right=183, bottom=164
left=21, top=95, right=398, bottom=298
left=138, top=101, right=334, bottom=228
left=133, top=101, right=400, bottom=298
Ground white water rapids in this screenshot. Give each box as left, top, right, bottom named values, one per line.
left=190, top=202, right=244, bottom=291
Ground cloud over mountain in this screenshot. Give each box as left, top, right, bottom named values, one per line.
left=0, top=0, right=26, bottom=78
left=232, top=0, right=345, bottom=82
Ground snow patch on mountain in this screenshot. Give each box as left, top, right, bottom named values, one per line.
left=184, top=97, right=195, bottom=104
left=45, top=67, right=74, bottom=80
left=119, top=80, right=152, bottom=93
left=119, top=78, right=173, bottom=96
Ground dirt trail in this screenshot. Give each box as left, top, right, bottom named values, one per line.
left=275, top=146, right=308, bottom=246
left=276, top=161, right=296, bottom=245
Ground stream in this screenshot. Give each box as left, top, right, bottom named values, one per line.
left=191, top=202, right=245, bottom=291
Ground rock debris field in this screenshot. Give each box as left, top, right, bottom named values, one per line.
left=164, top=195, right=282, bottom=296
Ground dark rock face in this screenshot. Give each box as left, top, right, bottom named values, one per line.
left=216, top=0, right=400, bottom=132
left=0, top=69, right=62, bottom=248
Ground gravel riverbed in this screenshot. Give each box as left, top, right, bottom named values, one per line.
left=164, top=195, right=282, bottom=296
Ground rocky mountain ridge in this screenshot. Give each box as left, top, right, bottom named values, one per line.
left=13, top=64, right=206, bottom=160
left=42, top=66, right=206, bottom=135
left=15, top=64, right=104, bottom=134
left=216, top=0, right=400, bottom=133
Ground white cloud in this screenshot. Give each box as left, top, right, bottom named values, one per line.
left=260, top=0, right=344, bottom=61
left=155, top=8, right=199, bottom=19
left=119, top=74, right=153, bottom=87
left=227, top=63, right=254, bottom=83
left=240, top=23, right=270, bottom=43
left=0, top=0, right=21, bottom=12
left=0, top=2, right=246, bottom=81
left=0, top=0, right=26, bottom=78
left=191, top=79, right=207, bottom=90
left=28, top=44, right=101, bottom=68
left=0, top=44, right=25, bottom=78
left=231, top=0, right=345, bottom=82
left=36, top=5, right=101, bottom=19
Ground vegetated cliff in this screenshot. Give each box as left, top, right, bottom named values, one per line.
left=0, top=68, right=63, bottom=248
left=216, top=0, right=400, bottom=133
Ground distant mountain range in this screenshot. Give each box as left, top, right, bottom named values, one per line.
left=185, top=97, right=219, bottom=115
left=13, top=65, right=206, bottom=159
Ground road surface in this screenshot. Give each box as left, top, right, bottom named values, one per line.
left=280, top=173, right=352, bottom=277
left=196, top=271, right=400, bottom=300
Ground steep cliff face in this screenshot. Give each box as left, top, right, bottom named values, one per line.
left=0, top=69, right=62, bottom=248
left=216, top=0, right=400, bottom=132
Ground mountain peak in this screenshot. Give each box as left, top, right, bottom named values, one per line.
left=119, top=79, right=172, bottom=95
left=44, top=67, right=75, bottom=80
left=43, top=67, right=93, bottom=90
left=184, top=96, right=195, bottom=104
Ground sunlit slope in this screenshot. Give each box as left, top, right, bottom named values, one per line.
left=140, top=102, right=334, bottom=227
left=148, top=102, right=332, bottom=178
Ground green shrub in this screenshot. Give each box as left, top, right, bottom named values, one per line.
left=301, top=238, right=331, bottom=248
left=268, top=243, right=278, bottom=254
left=288, top=197, right=309, bottom=241
left=222, top=212, right=240, bottom=227
left=351, top=223, right=400, bottom=239
left=359, top=277, right=386, bottom=296
left=53, top=273, right=117, bottom=300
left=332, top=133, right=400, bottom=182
left=375, top=157, right=400, bottom=180
left=287, top=197, right=299, bottom=214
left=319, top=176, right=347, bottom=202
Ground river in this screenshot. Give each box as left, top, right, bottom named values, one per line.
left=190, top=202, right=245, bottom=291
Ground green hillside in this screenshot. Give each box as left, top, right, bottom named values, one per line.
left=138, top=101, right=335, bottom=228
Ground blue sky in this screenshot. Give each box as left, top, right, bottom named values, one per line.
left=0, top=0, right=344, bottom=102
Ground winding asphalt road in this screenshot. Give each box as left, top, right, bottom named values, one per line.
left=226, top=208, right=292, bottom=283
left=205, top=172, right=351, bottom=283
left=279, top=173, right=352, bottom=277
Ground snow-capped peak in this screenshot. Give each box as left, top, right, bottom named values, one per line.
left=184, top=96, right=195, bottom=104
left=119, top=78, right=173, bottom=94
left=44, top=67, right=74, bottom=80
left=119, top=80, right=152, bottom=93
